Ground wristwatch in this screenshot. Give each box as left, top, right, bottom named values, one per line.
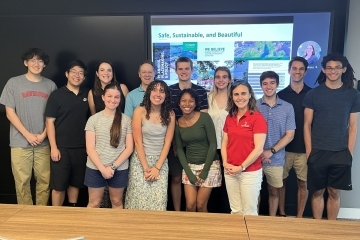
left=270, top=147, right=277, bottom=154
left=110, top=163, right=117, bottom=170
left=241, top=165, right=246, bottom=171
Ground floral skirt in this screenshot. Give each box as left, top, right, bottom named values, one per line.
left=125, top=152, right=168, bottom=211
left=182, top=160, right=222, bottom=188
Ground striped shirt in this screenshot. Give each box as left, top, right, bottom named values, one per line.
left=256, top=97, right=296, bottom=166
left=85, top=111, right=132, bottom=170
left=169, top=83, right=208, bottom=118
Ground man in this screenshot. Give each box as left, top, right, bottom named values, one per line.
left=124, top=60, right=155, bottom=117
left=256, top=71, right=295, bottom=216
left=277, top=57, right=311, bottom=218
left=168, top=56, right=208, bottom=211
left=45, top=60, right=89, bottom=207
left=303, top=53, right=360, bottom=220
left=0, top=48, right=57, bottom=205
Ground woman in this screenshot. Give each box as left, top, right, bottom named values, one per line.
left=303, top=45, right=317, bottom=65
left=88, top=61, right=129, bottom=114
left=125, top=80, right=175, bottom=210
left=221, top=82, right=267, bottom=215
left=84, top=83, right=133, bottom=208
left=208, top=66, right=232, bottom=213
left=87, top=61, right=129, bottom=208
left=175, top=89, right=221, bottom=212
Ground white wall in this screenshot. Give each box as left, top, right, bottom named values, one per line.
left=339, top=0, right=360, bottom=219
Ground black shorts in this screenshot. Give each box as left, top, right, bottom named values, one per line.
left=50, top=147, right=87, bottom=191
left=307, top=148, right=352, bottom=192
left=168, top=147, right=183, bottom=176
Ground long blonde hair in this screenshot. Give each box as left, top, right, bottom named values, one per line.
left=209, top=66, right=232, bottom=107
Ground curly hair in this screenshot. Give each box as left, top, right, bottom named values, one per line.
left=227, top=82, right=258, bottom=116
left=316, top=53, right=355, bottom=89
left=140, top=80, right=172, bottom=126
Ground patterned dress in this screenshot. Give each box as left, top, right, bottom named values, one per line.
left=125, top=120, right=169, bottom=210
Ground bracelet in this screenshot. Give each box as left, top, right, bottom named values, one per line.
left=155, top=166, right=160, bottom=171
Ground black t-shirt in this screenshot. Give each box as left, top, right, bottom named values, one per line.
left=45, top=86, right=90, bottom=148
left=278, top=84, right=311, bottom=153
left=303, top=83, right=360, bottom=151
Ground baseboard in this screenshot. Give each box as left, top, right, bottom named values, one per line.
left=338, top=208, right=360, bottom=219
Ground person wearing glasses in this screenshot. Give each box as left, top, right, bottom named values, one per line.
left=45, top=60, right=89, bottom=207
left=256, top=71, right=296, bottom=217
left=124, top=61, right=155, bottom=118
left=303, top=53, right=360, bottom=220
left=0, top=48, right=57, bottom=205
left=221, top=81, right=267, bottom=215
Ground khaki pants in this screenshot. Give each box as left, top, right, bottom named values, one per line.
left=11, top=145, right=50, bottom=205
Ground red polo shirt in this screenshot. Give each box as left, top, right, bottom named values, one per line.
left=223, top=110, right=267, bottom=172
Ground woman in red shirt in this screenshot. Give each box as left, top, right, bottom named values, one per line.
left=221, top=82, right=267, bottom=215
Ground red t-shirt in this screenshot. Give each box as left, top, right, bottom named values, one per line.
left=223, top=110, right=267, bottom=172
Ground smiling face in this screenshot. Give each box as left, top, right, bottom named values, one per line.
left=102, top=88, right=121, bottom=110
left=139, top=63, right=155, bottom=86
left=232, top=84, right=251, bottom=111
left=289, top=60, right=307, bottom=83
left=175, top=62, right=193, bottom=82
left=261, top=77, right=278, bottom=98
left=24, top=55, right=46, bottom=75
left=66, top=66, right=85, bottom=88
left=96, top=62, right=113, bottom=86
left=306, top=45, right=314, bottom=56
left=179, top=92, right=196, bottom=115
left=150, top=83, right=166, bottom=106
left=322, top=60, right=346, bottom=83
left=214, top=70, right=231, bottom=90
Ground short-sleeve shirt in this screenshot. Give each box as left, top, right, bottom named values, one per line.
left=223, top=110, right=267, bottom=172
left=85, top=112, right=132, bottom=170
left=277, top=84, right=311, bottom=153
left=45, top=86, right=89, bottom=148
left=124, top=85, right=145, bottom=117
left=169, top=83, right=208, bottom=118
left=303, top=83, right=360, bottom=151
left=0, top=74, right=57, bottom=148
left=256, top=97, right=296, bottom=166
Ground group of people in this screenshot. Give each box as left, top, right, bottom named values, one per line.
left=1, top=48, right=359, bottom=220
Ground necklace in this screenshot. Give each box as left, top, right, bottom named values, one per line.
left=183, top=114, right=195, bottom=127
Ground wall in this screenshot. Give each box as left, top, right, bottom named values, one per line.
left=339, top=0, right=360, bottom=219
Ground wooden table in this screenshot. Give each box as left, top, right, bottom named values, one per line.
left=0, top=205, right=247, bottom=240
left=244, top=215, right=360, bottom=240
left=0, top=204, right=26, bottom=224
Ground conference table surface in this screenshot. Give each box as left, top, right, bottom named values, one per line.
left=1, top=204, right=360, bottom=240
left=0, top=204, right=247, bottom=240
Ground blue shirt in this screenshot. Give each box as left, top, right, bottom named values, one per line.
left=256, top=97, right=296, bottom=166
left=124, top=85, right=145, bottom=117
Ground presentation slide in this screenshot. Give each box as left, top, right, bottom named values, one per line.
left=151, top=13, right=331, bottom=98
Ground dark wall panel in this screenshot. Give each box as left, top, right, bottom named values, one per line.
left=0, top=15, right=145, bottom=112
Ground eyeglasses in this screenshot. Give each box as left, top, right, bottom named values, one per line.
left=140, top=71, right=154, bottom=75
left=325, top=66, right=343, bottom=72
left=28, top=58, right=44, bottom=64
left=69, top=70, right=84, bottom=76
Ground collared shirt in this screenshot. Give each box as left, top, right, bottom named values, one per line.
left=256, top=97, right=296, bottom=166
left=45, top=86, right=89, bottom=148
left=277, top=84, right=311, bottom=153
left=124, top=85, right=145, bottom=117
left=223, top=110, right=267, bottom=172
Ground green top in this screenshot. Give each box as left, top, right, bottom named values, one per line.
left=175, top=112, right=218, bottom=184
